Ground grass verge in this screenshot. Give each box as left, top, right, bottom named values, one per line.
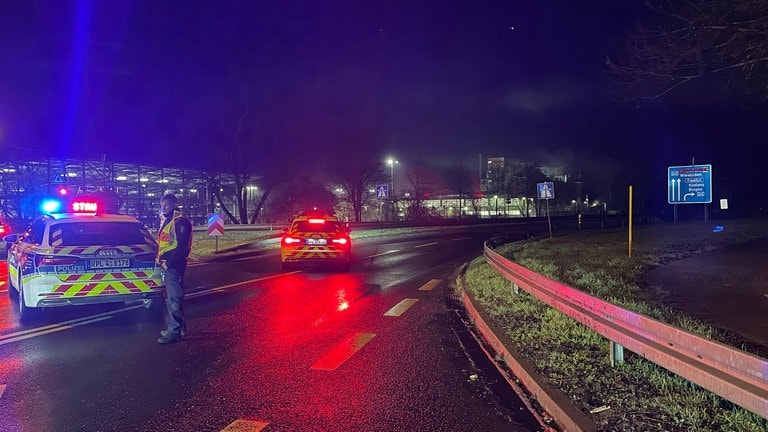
left=460, top=219, right=768, bottom=432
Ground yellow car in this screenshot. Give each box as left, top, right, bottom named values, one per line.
left=280, top=213, right=352, bottom=272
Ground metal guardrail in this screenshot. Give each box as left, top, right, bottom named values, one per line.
left=483, top=243, right=768, bottom=421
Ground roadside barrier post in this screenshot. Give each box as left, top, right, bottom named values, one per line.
left=610, top=341, right=625, bottom=366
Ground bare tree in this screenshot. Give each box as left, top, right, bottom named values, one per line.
left=330, top=155, right=387, bottom=223
left=276, top=174, right=338, bottom=220
left=607, top=0, right=768, bottom=101
left=443, top=160, right=477, bottom=219
left=213, top=106, right=294, bottom=224
left=402, top=161, right=442, bottom=221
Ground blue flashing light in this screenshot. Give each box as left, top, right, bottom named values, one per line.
left=41, top=199, right=62, bottom=213
left=712, top=225, right=724, bottom=233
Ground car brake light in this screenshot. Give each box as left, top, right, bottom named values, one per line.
left=283, top=236, right=302, bottom=245
left=308, top=218, right=326, bottom=224
left=35, top=255, right=80, bottom=267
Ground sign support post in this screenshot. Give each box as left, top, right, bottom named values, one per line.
left=537, top=182, right=555, bottom=238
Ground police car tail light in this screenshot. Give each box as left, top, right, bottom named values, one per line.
left=331, top=237, right=349, bottom=245
left=35, top=255, right=79, bottom=267
left=282, top=236, right=303, bottom=245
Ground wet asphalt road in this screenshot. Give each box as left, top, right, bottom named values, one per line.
left=0, top=226, right=543, bottom=432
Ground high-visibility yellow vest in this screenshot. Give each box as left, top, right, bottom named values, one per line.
left=157, top=210, right=191, bottom=258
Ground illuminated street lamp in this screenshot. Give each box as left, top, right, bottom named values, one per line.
left=386, top=158, right=399, bottom=221
left=386, top=158, right=398, bottom=198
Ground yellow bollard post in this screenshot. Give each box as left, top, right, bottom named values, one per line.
left=628, top=185, right=633, bottom=257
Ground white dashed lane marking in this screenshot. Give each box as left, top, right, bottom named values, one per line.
left=384, top=298, right=419, bottom=317
left=418, top=279, right=441, bottom=291
left=414, top=242, right=438, bottom=248
left=311, top=333, right=376, bottom=371
left=220, top=419, right=269, bottom=431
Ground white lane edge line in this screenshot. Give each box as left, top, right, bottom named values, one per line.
left=0, top=307, right=140, bottom=342
left=186, top=272, right=292, bottom=299
left=232, top=255, right=271, bottom=262
left=220, top=419, right=270, bottom=432
left=361, top=250, right=400, bottom=260
left=418, top=279, right=441, bottom=291
left=0, top=316, right=114, bottom=346
left=453, top=237, right=472, bottom=241
left=0, top=273, right=290, bottom=344
left=384, top=298, right=419, bottom=317
left=414, top=242, right=439, bottom=249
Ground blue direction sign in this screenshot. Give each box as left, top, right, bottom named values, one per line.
left=376, top=184, right=389, bottom=199
left=537, top=182, right=555, bottom=200
left=668, top=164, right=712, bottom=204
left=51, top=173, right=65, bottom=184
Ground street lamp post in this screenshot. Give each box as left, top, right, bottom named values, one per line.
left=387, top=158, right=398, bottom=221
left=387, top=158, right=398, bottom=197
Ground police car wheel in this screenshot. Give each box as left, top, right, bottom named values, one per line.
left=17, top=279, right=38, bottom=322
left=6, top=273, right=17, bottom=299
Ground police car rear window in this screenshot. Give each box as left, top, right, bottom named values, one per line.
left=292, top=221, right=343, bottom=233
left=51, top=222, right=153, bottom=246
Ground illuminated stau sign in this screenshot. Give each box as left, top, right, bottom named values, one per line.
left=71, top=201, right=98, bottom=213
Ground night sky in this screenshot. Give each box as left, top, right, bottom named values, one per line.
left=1, top=1, right=767, bottom=214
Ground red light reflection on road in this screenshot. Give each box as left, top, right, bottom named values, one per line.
left=269, top=273, right=365, bottom=331
left=336, top=289, right=349, bottom=311
left=249, top=272, right=370, bottom=356
left=310, top=332, right=376, bottom=370
left=0, top=265, right=18, bottom=331
left=0, top=354, right=22, bottom=375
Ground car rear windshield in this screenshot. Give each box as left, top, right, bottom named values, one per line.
left=51, top=222, right=154, bottom=246
left=292, top=221, right=343, bottom=233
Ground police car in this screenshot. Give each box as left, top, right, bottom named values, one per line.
left=280, top=212, right=352, bottom=272
left=5, top=197, right=164, bottom=322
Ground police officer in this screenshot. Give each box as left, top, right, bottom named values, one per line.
left=156, top=193, right=192, bottom=344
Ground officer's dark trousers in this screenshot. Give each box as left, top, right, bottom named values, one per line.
left=163, top=266, right=186, bottom=336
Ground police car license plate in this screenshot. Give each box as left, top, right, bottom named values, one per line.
left=306, top=239, right=327, bottom=245
left=90, top=258, right=130, bottom=269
